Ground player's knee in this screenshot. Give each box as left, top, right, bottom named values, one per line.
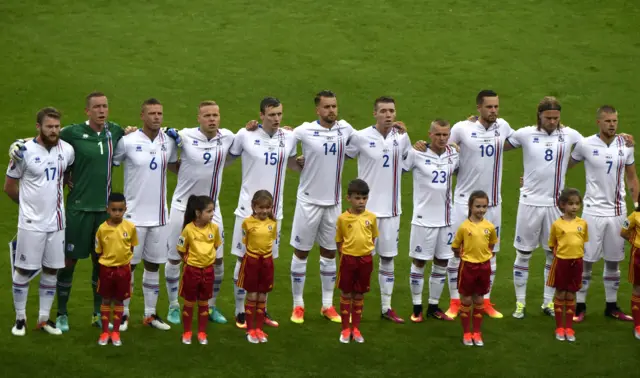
left=583, top=260, right=594, bottom=272
left=15, top=267, right=35, bottom=277
left=565, top=292, right=575, bottom=301
left=64, top=258, right=77, bottom=269
left=380, top=256, right=393, bottom=264
left=555, top=291, right=566, bottom=300
left=42, top=267, right=57, bottom=275
left=341, top=291, right=352, bottom=299
left=294, top=249, right=309, bottom=260
left=319, top=248, right=336, bottom=259
left=143, top=261, right=159, bottom=272
left=247, top=292, right=258, bottom=301
left=215, top=258, right=224, bottom=266
left=412, top=259, right=426, bottom=268
left=168, top=259, right=181, bottom=266
left=433, top=258, right=447, bottom=267
left=472, top=295, right=484, bottom=305
left=258, top=293, right=267, bottom=301
left=604, top=260, right=619, bottom=271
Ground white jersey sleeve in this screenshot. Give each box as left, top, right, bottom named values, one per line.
left=121, top=131, right=175, bottom=226
left=170, top=128, right=235, bottom=212
left=295, top=120, right=354, bottom=206
left=113, top=138, right=126, bottom=166
left=410, top=146, right=459, bottom=227
left=6, top=140, right=73, bottom=232
left=233, top=127, right=296, bottom=220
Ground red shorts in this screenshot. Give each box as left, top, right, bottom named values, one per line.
left=457, top=260, right=491, bottom=297
left=238, top=253, right=274, bottom=293
left=629, top=247, right=640, bottom=286
left=547, top=257, right=583, bottom=292
left=97, top=264, right=132, bottom=302
left=180, top=264, right=214, bottom=302
left=336, top=254, right=373, bottom=294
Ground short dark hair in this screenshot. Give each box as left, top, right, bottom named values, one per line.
left=374, top=96, right=395, bottom=110
left=85, top=92, right=106, bottom=107
left=314, top=90, right=336, bottom=106
left=597, top=105, right=617, bottom=118
left=141, top=98, right=162, bottom=111
left=108, top=192, right=126, bottom=204
left=36, top=107, right=61, bottom=125
left=476, top=90, right=498, bottom=105
left=347, top=178, right=369, bottom=196
left=260, top=97, right=281, bottom=114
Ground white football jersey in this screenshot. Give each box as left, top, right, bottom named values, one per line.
left=229, top=126, right=296, bottom=220
left=345, top=126, right=411, bottom=217
left=6, top=139, right=75, bottom=232
left=571, top=134, right=634, bottom=217
left=170, top=128, right=234, bottom=212
left=294, top=120, right=355, bottom=206
left=450, top=118, right=514, bottom=207
left=113, top=130, right=178, bottom=227
left=404, top=146, right=459, bottom=227
left=507, top=126, right=583, bottom=206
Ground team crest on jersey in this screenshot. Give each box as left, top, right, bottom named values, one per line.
left=136, top=145, right=143, bottom=152
left=592, top=149, right=599, bottom=156
left=484, top=229, right=490, bottom=235
left=533, top=137, right=539, bottom=143
left=58, top=154, right=64, bottom=161
left=268, top=225, right=273, bottom=231
left=123, top=232, right=128, bottom=238
left=577, top=226, right=583, bottom=232
left=494, top=130, right=500, bottom=137
left=393, top=140, right=398, bottom=146
left=558, top=134, right=564, bottom=142
left=82, top=134, right=89, bottom=139
left=67, top=244, right=74, bottom=252
left=208, top=233, right=213, bottom=239
left=623, top=220, right=630, bottom=228
left=471, top=132, right=477, bottom=138
left=279, top=140, right=285, bottom=148
left=161, top=144, right=167, bottom=152
left=415, top=246, right=422, bottom=253
left=365, top=220, right=370, bottom=227
left=254, top=140, right=260, bottom=145
left=619, top=150, right=624, bottom=156
left=369, top=142, right=376, bottom=148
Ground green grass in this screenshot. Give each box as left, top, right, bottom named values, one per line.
left=1, top=0, right=639, bottom=377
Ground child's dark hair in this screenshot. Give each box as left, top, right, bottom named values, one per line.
left=183, top=195, right=214, bottom=229
left=252, top=190, right=275, bottom=220
left=557, top=188, right=582, bottom=212
left=108, top=192, right=126, bottom=205
left=347, top=179, right=370, bottom=196
left=467, top=190, right=489, bottom=218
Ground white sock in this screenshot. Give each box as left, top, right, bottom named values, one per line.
left=12, top=270, right=32, bottom=321
left=379, top=258, right=395, bottom=313
left=484, top=255, right=497, bottom=300
left=576, top=262, right=593, bottom=303
left=123, top=270, right=135, bottom=316
left=142, top=269, right=160, bottom=317
left=233, top=259, right=246, bottom=315
left=209, top=263, right=224, bottom=308
left=447, top=257, right=460, bottom=300
left=428, top=264, right=447, bottom=305
left=38, top=272, right=57, bottom=323
left=542, top=250, right=555, bottom=306
left=319, top=256, right=336, bottom=308
left=410, top=263, right=425, bottom=305
left=603, top=262, right=621, bottom=303
left=291, top=255, right=307, bottom=308
left=165, top=262, right=181, bottom=309
left=513, top=251, right=531, bottom=305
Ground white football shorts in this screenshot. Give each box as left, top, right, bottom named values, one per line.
left=132, top=225, right=169, bottom=265
left=375, top=216, right=400, bottom=257
left=409, top=224, right=454, bottom=261
left=582, top=213, right=626, bottom=263
left=290, top=201, right=341, bottom=251
left=15, top=228, right=65, bottom=270
left=513, top=203, right=561, bottom=252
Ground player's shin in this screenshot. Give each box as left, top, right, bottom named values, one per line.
left=565, top=297, right=576, bottom=329
left=459, top=302, right=471, bottom=334
left=319, top=256, right=336, bottom=309
left=12, top=270, right=32, bottom=320
left=38, top=271, right=57, bottom=323
left=340, top=294, right=352, bottom=330
left=410, top=262, right=425, bottom=307
left=142, top=269, right=160, bottom=317
left=164, top=261, right=181, bottom=309
left=123, top=272, right=134, bottom=316
left=210, top=263, right=224, bottom=308
left=233, top=260, right=246, bottom=315
left=182, top=301, right=194, bottom=333
left=92, top=262, right=102, bottom=315
left=245, top=298, right=257, bottom=331
left=100, top=304, right=111, bottom=333
left=428, top=264, right=446, bottom=306
left=513, top=251, right=531, bottom=305
left=472, top=302, right=484, bottom=332
left=352, top=297, right=364, bottom=329
left=576, top=262, right=592, bottom=305
left=291, top=254, right=307, bottom=308
left=56, top=263, right=76, bottom=315
left=543, top=250, right=555, bottom=306
left=485, top=255, right=497, bottom=299
left=198, top=301, right=208, bottom=334
left=256, top=299, right=266, bottom=330
left=603, top=261, right=621, bottom=305
left=554, top=296, right=565, bottom=329
left=379, top=258, right=395, bottom=312
left=631, top=293, right=640, bottom=328
left=447, top=257, right=460, bottom=300
left=113, top=304, right=124, bottom=332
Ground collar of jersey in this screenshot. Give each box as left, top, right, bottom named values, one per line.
left=196, top=127, right=220, bottom=141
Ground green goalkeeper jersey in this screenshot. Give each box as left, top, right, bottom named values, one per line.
left=60, top=121, right=125, bottom=211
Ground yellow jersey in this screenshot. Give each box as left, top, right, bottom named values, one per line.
left=335, top=210, right=379, bottom=257
left=242, top=216, right=277, bottom=257
left=94, top=220, right=138, bottom=267
left=548, top=217, right=589, bottom=259
left=622, top=212, right=640, bottom=248
left=452, top=219, right=498, bottom=263
left=177, top=222, right=222, bottom=268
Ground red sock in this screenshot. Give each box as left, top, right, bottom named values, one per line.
left=182, top=301, right=194, bottom=333
left=198, top=301, right=208, bottom=334
left=245, top=300, right=256, bottom=331
left=565, top=299, right=576, bottom=329
left=256, top=300, right=266, bottom=331
left=340, top=295, right=351, bottom=330
left=113, top=305, right=124, bottom=332
left=632, top=294, right=640, bottom=328
left=472, top=304, right=484, bottom=333
left=352, top=298, right=364, bottom=329
left=460, top=304, right=471, bottom=334
left=100, top=304, right=110, bottom=333
left=554, top=298, right=565, bottom=329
